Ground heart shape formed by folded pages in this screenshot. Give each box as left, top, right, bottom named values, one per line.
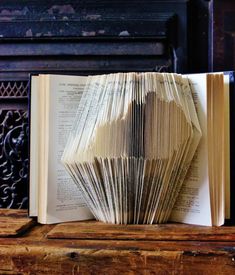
left=62, top=72, right=201, bottom=224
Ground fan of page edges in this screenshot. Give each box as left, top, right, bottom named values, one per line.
left=62, top=72, right=202, bottom=224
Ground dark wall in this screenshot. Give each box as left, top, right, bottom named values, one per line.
left=213, top=0, right=235, bottom=71
left=0, top=0, right=212, bottom=209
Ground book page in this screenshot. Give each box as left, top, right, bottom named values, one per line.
left=29, top=76, right=39, bottom=217
left=170, top=74, right=212, bottom=226
left=46, top=75, right=93, bottom=224
left=224, top=74, right=230, bottom=219
left=61, top=72, right=202, bottom=225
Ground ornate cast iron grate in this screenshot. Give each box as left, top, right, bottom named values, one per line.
left=0, top=109, right=29, bottom=208
left=0, top=81, right=28, bottom=98
left=0, top=77, right=29, bottom=210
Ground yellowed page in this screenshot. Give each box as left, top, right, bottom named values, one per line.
left=38, top=74, right=49, bottom=224
left=224, top=74, right=230, bottom=219
left=29, top=76, right=39, bottom=217
left=215, top=74, right=225, bottom=226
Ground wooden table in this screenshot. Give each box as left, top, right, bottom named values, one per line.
left=1, top=210, right=235, bottom=274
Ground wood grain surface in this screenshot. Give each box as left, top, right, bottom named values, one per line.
left=47, top=220, right=235, bottom=241
left=1, top=215, right=235, bottom=274
left=0, top=209, right=35, bottom=237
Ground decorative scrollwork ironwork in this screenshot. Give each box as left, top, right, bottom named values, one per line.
left=0, top=110, right=29, bottom=208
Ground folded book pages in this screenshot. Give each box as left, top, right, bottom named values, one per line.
left=61, top=72, right=202, bottom=224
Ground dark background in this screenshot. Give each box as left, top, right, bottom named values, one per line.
left=0, top=0, right=233, bottom=209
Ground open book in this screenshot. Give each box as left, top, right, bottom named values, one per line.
left=29, top=75, right=93, bottom=224
left=29, top=72, right=234, bottom=226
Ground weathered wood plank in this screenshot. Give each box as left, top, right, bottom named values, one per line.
left=0, top=219, right=235, bottom=274
left=0, top=209, right=35, bottom=237
left=0, top=1, right=179, bottom=39
left=47, top=220, right=235, bottom=241
left=0, top=209, right=28, bottom=217
left=0, top=240, right=235, bottom=275
left=3, top=224, right=235, bottom=254
left=0, top=40, right=165, bottom=56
